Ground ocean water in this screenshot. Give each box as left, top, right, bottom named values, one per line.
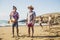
left=0, top=20, right=49, bottom=27
left=0, top=20, right=10, bottom=26
left=0, top=20, right=40, bottom=27
left=0, top=20, right=26, bottom=26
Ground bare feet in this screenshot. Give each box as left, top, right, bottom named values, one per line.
left=12, top=35, right=15, bottom=38
left=17, top=35, right=20, bottom=37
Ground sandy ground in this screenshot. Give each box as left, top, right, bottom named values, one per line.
left=0, top=25, right=60, bottom=40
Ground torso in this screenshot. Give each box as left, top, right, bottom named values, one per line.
left=49, top=17, right=51, bottom=22
left=10, top=11, right=19, bottom=23
left=27, top=11, right=36, bottom=24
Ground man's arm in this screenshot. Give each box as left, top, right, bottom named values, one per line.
left=8, top=12, right=12, bottom=23
left=10, top=12, right=12, bottom=19
left=17, top=12, right=19, bottom=20
left=33, top=12, right=36, bottom=23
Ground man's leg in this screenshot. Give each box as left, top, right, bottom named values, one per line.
left=49, top=22, right=52, bottom=30
left=40, top=23, right=43, bottom=28
left=32, top=26, right=34, bottom=37
left=28, top=27, right=30, bottom=37
left=49, top=22, right=52, bottom=27
left=12, top=24, right=15, bottom=37
left=16, top=22, right=19, bottom=36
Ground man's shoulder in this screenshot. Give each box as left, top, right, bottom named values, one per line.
left=16, top=12, right=19, bottom=15
left=16, top=12, right=18, bottom=13
left=33, top=11, right=35, bottom=12
left=32, top=11, right=35, bottom=13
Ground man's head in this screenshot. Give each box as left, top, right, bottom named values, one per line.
left=28, top=5, right=34, bottom=12
left=13, top=6, right=17, bottom=12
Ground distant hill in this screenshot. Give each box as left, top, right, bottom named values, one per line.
left=36, top=12, right=60, bottom=24
left=36, top=12, right=60, bottom=18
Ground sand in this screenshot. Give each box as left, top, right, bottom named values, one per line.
left=0, top=25, right=60, bottom=40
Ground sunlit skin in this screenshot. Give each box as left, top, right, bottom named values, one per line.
left=29, top=8, right=33, bottom=12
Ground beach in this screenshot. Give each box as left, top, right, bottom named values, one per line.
left=0, top=25, right=60, bottom=40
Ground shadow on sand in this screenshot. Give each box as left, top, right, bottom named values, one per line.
left=0, top=38, right=3, bottom=40
left=31, top=35, right=60, bottom=38
left=14, top=35, right=60, bottom=40
left=17, top=35, right=60, bottom=37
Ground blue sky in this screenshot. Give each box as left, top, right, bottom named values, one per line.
left=0, top=0, right=60, bottom=20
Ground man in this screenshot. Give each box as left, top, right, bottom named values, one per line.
left=48, top=15, right=52, bottom=28
left=39, top=16, right=43, bottom=28
left=10, top=6, right=19, bottom=37
left=26, top=5, right=36, bottom=37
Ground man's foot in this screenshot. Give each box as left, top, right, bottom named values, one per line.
left=17, top=35, right=20, bottom=37
left=12, top=35, right=15, bottom=38
left=31, top=34, right=33, bottom=38
left=27, top=35, right=30, bottom=37
left=31, top=36, right=34, bottom=38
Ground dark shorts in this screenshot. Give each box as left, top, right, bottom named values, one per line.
left=27, top=23, right=34, bottom=27
left=12, top=22, right=18, bottom=27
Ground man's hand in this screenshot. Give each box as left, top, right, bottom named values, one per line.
left=26, top=22, right=28, bottom=25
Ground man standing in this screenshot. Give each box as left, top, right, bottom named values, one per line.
left=39, top=16, right=43, bottom=28
left=26, top=5, right=36, bottom=37
left=48, top=15, right=52, bottom=29
left=10, top=6, right=19, bottom=37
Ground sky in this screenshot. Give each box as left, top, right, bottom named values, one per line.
left=0, top=0, right=60, bottom=20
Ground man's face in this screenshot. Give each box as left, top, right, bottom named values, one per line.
left=13, top=9, right=16, bottom=12
left=29, top=8, right=33, bottom=12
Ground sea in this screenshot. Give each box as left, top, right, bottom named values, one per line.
left=0, top=20, right=39, bottom=27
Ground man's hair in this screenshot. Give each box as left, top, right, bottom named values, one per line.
left=13, top=6, right=17, bottom=10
